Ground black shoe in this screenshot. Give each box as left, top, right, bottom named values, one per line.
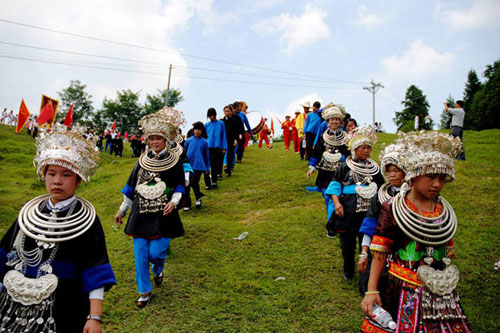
left=225, top=173, right=231, bottom=177
left=212, top=183, right=218, bottom=189
left=196, top=199, right=202, bottom=209
left=137, top=292, right=152, bottom=309
left=342, top=272, right=354, bottom=281
left=236, top=160, right=242, bottom=163
left=217, top=174, right=223, bottom=180
left=326, top=230, right=336, bottom=239
left=154, top=272, right=164, bottom=287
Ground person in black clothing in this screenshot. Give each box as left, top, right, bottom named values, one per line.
left=222, top=104, right=244, bottom=176
left=96, top=134, right=104, bottom=152
left=104, top=131, right=112, bottom=152
left=130, top=135, right=142, bottom=157
left=114, top=133, right=124, bottom=157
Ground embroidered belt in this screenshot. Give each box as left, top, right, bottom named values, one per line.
left=361, top=317, right=394, bottom=333
left=389, top=262, right=423, bottom=287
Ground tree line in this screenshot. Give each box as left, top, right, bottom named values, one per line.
left=393, top=58, right=499, bottom=131
left=55, top=80, right=183, bottom=134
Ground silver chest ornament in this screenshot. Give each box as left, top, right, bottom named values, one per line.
left=3, top=270, right=58, bottom=306
left=355, top=182, right=378, bottom=199
left=136, top=177, right=166, bottom=200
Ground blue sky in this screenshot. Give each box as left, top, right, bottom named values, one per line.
left=1, top=0, right=499, bottom=133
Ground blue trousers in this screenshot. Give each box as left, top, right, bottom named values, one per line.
left=224, top=145, right=237, bottom=168
left=105, top=141, right=112, bottom=152
left=133, top=237, right=171, bottom=293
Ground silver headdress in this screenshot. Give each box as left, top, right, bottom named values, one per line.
left=396, top=131, right=462, bottom=182
left=379, top=143, right=406, bottom=179
left=139, top=107, right=186, bottom=141
left=34, top=124, right=100, bottom=184
left=322, top=103, right=346, bottom=121
left=348, top=126, right=378, bottom=154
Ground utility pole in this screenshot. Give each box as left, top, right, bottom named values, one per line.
left=165, top=64, right=172, bottom=107
left=363, top=79, right=384, bottom=126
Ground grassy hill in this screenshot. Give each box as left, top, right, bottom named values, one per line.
left=0, top=124, right=499, bottom=332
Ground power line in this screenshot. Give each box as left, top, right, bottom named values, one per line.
left=0, top=54, right=362, bottom=90
left=0, top=18, right=366, bottom=84
left=0, top=40, right=364, bottom=85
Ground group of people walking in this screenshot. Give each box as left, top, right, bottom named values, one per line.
left=0, top=95, right=472, bottom=332
left=300, top=100, right=470, bottom=332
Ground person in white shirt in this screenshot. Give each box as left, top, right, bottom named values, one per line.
left=444, top=100, right=466, bottom=160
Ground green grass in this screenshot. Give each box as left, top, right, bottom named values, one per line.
left=1, top=124, right=499, bottom=332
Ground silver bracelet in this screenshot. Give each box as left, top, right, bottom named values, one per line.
left=87, top=314, right=102, bottom=322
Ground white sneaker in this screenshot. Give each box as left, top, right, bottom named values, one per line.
left=183, top=207, right=191, bottom=211
left=195, top=199, right=202, bottom=209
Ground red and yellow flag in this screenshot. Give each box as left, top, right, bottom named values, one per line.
left=16, top=99, right=31, bottom=133
left=270, top=118, right=275, bottom=136
left=37, top=101, right=55, bottom=126
left=40, top=94, right=59, bottom=124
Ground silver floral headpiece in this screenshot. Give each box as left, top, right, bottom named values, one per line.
left=379, top=143, right=406, bottom=179
left=396, top=131, right=462, bottom=182
left=139, top=107, right=186, bottom=141
left=348, top=126, right=378, bottom=153
left=34, top=124, right=100, bottom=184
left=322, top=103, right=346, bottom=121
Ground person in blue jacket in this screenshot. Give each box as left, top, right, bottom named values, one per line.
left=232, top=101, right=252, bottom=163
left=303, top=101, right=322, bottom=160
left=185, top=122, right=211, bottom=208
left=205, top=107, right=227, bottom=188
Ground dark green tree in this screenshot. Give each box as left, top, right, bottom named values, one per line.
left=144, top=88, right=184, bottom=115
left=462, top=70, right=482, bottom=130
left=393, top=85, right=430, bottom=131
left=470, top=59, right=500, bottom=130
left=56, top=80, right=94, bottom=123
left=440, top=95, right=455, bottom=129
left=100, top=90, right=144, bottom=133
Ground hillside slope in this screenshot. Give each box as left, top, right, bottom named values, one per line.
left=1, top=124, right=499, bottom=331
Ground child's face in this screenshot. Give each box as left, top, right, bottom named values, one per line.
left=194, top=129, right=202, bottom=137
left=327, top=117, right=340, bottom=131
left=386, top=165, right=405, bottom=187
left=224, top=108, right=232, bottom=118
left=209, top=115, right=216, bottom=121
left=148, top=135, right=166, bottom=153
left=354, top=144, right=372, bottom=161
left=346, top=121, right=356, bottom=133
left=412, top=174, right=446, bottom=200
left=45, top=165, right=81, bottom=204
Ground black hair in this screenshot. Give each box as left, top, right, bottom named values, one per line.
left=456, top=100, right=464, bottom=108
left=313, top=101, right=321, bottom=108
left=346, top=118, right=358, bottom=126
left=224, top=104, right=233, bottom=112
left=232, top=101, right=240, bottom=110
left=207, top=107, right=217, bottom=118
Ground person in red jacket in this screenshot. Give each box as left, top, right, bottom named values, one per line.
left=291, top=112, right=300, bottom=153
left=281, top=115, right=292, bottom=151
left=259, top=119, right=272, bottom=149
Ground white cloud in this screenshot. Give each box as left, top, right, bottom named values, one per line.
left=439, top=0, right=500, bottom=31
left=254, top=5, right=330, bottom=53
left=351, top=5, right=390, bottom=29
left=380, top=39, right=454, bottom=80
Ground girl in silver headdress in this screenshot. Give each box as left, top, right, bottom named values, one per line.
left=0, top=125, right=116, bottom=333
left=325, top=126, right=385, bottom=282
left=114, top=107, right=186, bottom=308
left=360, top=131, right=470, bottom=333
left=358, top=143, right=406, bottom=295
left=307, top=104, right=350, bottom=238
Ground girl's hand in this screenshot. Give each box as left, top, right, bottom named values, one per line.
left=334, top=204, right=344, bottom=217
left=163, top=202, right=174, bottom=215
left=361, top=294, right=382, bottom=317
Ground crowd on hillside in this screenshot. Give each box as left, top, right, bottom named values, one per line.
left=0, top=96, right=471, bottom=332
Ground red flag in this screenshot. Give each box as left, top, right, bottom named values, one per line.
left=112, top=120, right=116, bottom=133
left=64, top=104, right=74, bottom=127
left=16, top=99, right=31, bottom=133
left=270, top=118, right=275, bottom=136
left=37, top=102, right=55, bottom=126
